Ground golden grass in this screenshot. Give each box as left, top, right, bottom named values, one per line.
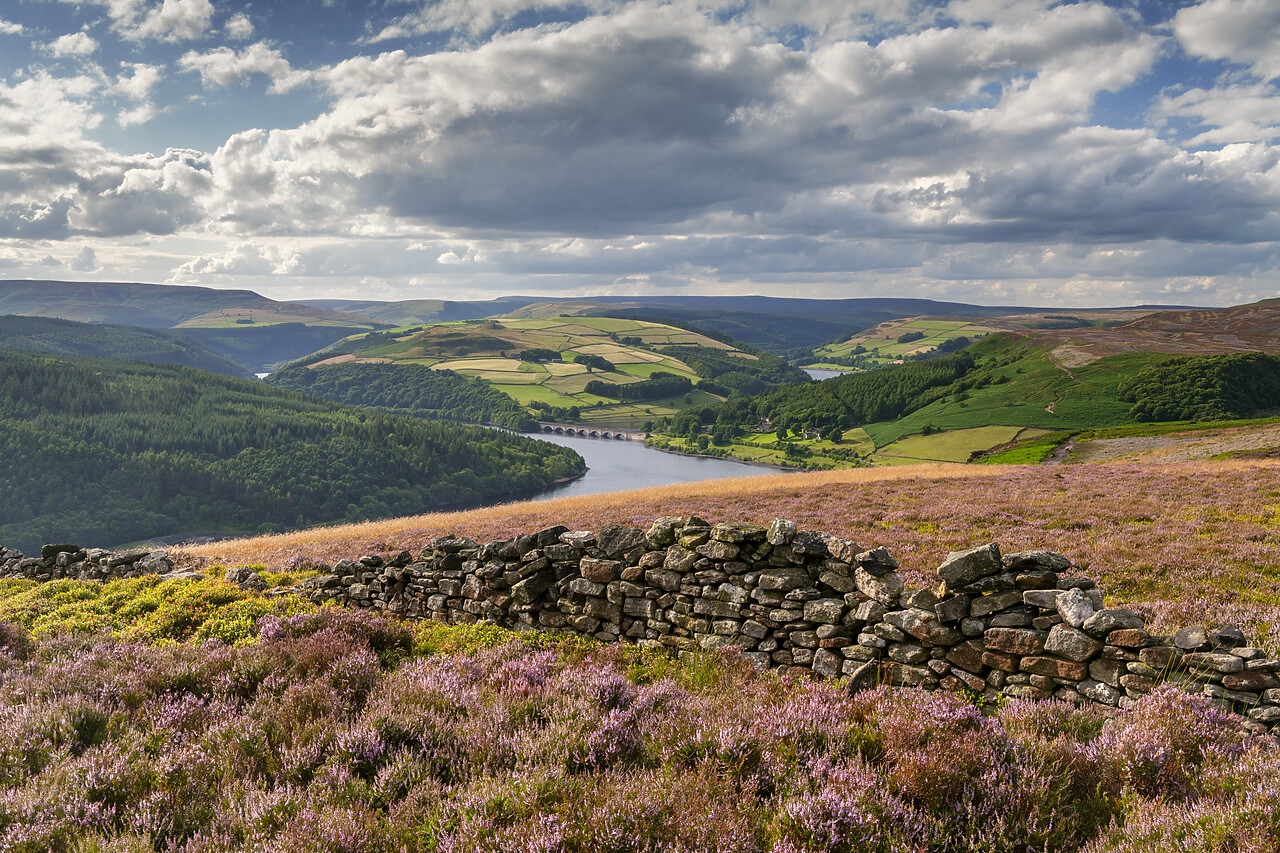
left=181, top=464, right=987, bottom=567
left=176, top=458, right=1280, bottom=643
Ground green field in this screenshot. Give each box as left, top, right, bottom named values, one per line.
left=872, top=425, right=1052, bottom=464
left=809, top=317, right=995, bottom=369
left=293, top=317, right=760, bottom=428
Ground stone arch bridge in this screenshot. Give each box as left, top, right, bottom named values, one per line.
left=538, top=422, right=647, bottom=441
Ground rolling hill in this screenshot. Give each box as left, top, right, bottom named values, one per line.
left=0, top=315, right=252, bottom=377
left=0, top=280, right=392, bottom=372
left=0, top=350, right=585, bottom=553
left=283, top=316, right=808, bottom=428
left=649, top=301, right=1280, bottom=469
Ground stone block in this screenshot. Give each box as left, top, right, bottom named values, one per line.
left=1044, top=625, right=1104, bottom=662
left=985, top=627, right=1046, bottom=655
left=803, top=598, right=846, bottom=624
left=970, top=590, right=1024, bottom=618
left=937, top=543, right=1002, bottom=587
left=855, top=564, right=903, bottom=606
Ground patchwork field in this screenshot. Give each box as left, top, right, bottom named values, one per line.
left=296, top=317, right=760, bottom=427
left=809, top=317, right=997, bottom=369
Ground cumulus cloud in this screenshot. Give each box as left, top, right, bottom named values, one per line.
left=0, top=18, right=26, bottom=35
left=1174, top=0, right=1280, bottom=80
left=75, top=0, right=214, bottom=42
left=115, top=63, right=162, bottom=100
left=9, top=0, right=1280, bottom=303
left=69, top=246, right=99, bottom=272
left=172, top=242, right=277, bottom=276
left=44, top=32, right=99, bottom=57
left=179, top=42, right=308, bottom=92
left=223, top=12, right=254, bottom=40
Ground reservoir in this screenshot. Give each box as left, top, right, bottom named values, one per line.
left=804, top=368, right=852, bottom=381
left=524, top=431, right=780, bottom=500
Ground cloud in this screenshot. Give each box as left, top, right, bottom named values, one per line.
left=179, top=42, right=309, bottom=92
left=1174, top=0, right=1280, bottom=80
left=223, top=12, right=254, bottom=40
left=75, top=0, right=214, bottom=42
left=44, top=32, right=100, bottom=57
left=172, top=242, right=277, bottom=276
left=365, top=0, right=619, bottom=42
left=0, top=18, right=25, bottom=35
left=1155, top=82, right=1280, bottom=146
left=114, top=63, right=162, bottom=100
left=69, top=246, right=99, bottom=272
left=8, top=0, right=1280, bottom=305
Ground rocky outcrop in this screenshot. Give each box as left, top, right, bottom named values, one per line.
left=4, top=518, right=1277, bottom=733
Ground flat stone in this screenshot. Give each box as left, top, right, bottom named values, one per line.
left=1078, top=679, right=1121, bottom=706
left=645, top=518, right=682, bottom=547
left=937, top=543, right=1002, bottom=587
left=1081, top=609, right=1144, bottom=638
left=1248, top=706, right=1280, bottom=724
left=1002, top=550, right=1071, bottom=571
left=1222, top=671, right=1280, bottom=691
left=1044, top=625, right=1104, bottom=662
left=934, top=594, right=971, bottom=623
left=1107, top=628, right=1151, bottom=648
left=1023, top=589, right=1064, bottom=610
left=970, top=590, right=1023, bottom=618
left=1183, top=652, right=1245, bottom=674
left=1174, top=625, right=1210, bottom=651
left=946, top=639, right=986, bottom=673
left=985, top=627, right=1047, bottom=656
left=759, top=568, right=812, bottom=592
left=802, top=598, right=846, bottom=625
left=791, top=530, right=831, bottom=557
left=1089, top=658, right=1124, bottom=687
left=1138, top=645, right=1182, bottom=670
left=1021, top=656, right=1088, bottom=680
left=892, top=608, right=964, bottom=646
left=579, top=557, right=623, bottom=583
left=597, top=525, right=648, bottom=558
left=664, top=545, right=700, bottom=573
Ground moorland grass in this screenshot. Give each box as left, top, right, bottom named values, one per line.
left=180, top=460, right=1280, bottom=647
left=0, top=611, right=1274, bottom=852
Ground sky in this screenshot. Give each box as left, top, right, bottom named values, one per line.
left=0, top=0, right=1278, bottom=307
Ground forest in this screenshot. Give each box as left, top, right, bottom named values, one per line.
left=1118, top=351, right=1280, bottom=422
left=656, top=344, right=809, bottom=395
left=265, top=362, right=539, bottom=430
left=659, top=352, right=977, bottom=437
left=0, top=351, right=584, bottom=552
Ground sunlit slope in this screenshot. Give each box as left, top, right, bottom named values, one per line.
left=287, top=316, right=805, bottom=428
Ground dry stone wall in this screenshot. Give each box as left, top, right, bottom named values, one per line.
left=3, top=517, right=1277, bottom=733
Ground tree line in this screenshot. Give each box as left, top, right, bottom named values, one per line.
left=0, top=351, right=584, bottom=553
left=266, top=362, right=539, bottom=430
left=657, top=352, right=977, bottom=439
left=1118, top=352, right=1280, bottom=422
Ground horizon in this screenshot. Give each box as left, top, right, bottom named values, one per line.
left=0, top=0, right=1278, bottom=307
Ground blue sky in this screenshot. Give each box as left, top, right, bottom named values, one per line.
left=0, top=0, right=1278, bottom=307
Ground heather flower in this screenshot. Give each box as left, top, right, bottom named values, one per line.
left=1088, top=685, right=1246, bottom=799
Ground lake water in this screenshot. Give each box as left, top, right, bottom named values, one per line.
left=804, top=368, right=852, bottom=381
left=523, top=431, right=779, bottom=500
